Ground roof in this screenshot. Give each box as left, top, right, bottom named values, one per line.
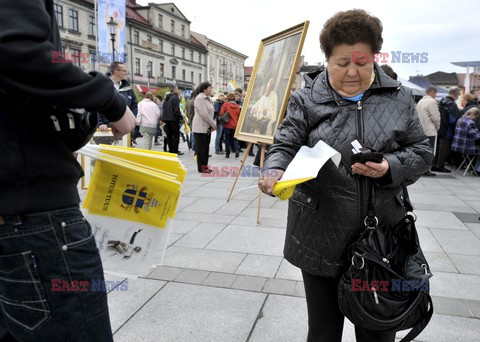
left=300, top=65, right=324, bottom=73
left=423, top=71, right=458, bottom=85
left=452, top=61, right=480, bottom=68
left=126, top=1, right=150, bottom=26
left=190, top=35, right=205, bottom=49
left=191, top=31, right=248, bottom=59
left=408, top=76, right=449, bottom=94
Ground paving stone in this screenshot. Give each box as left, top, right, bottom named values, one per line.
left=430, top=229, right=480, bottom=255
left=453, top=212, right=480, bottom=224
left=429, top=272, right=480, bottom=301
left=234, top=254, right=283, bottom=278
left=175, top=212, right=235, bottom=224
left=213, top=200, right=252, bottom=216
left=187, top=187, right=232, bottom=199
left=262, top=278, right=296, bottom=296
left=247, top=194, right=279, bottom=208
left=175, top=269, right=210, bottom=284
left=171, top=220, right=200, bottom=234
left=239, top=207, right=288, bottom=220
left=396, top=313, right=480, bottom=342
left=167, top=233, right=183, bottom=246
left=144, top=266, right=183, bottom=281
left=229, top=216, right=287, bottom=229
left=417, top=227, right=443, bottom=253
left=202, top=272, right=238, bottom=288
left=275, top=259, right=303, bottom=281
left=430, top=296, right=472, bottom=318
left=423, top=252, right=458, bottom=273
left=103, top=274, right=126, bottom=293
left=293, top=282, right=306, bottom=297
left=415, top=210, right=467, bottom=230
left=163, top=246, right=246, bottom=273
left=413, top=203, right=477, bottom=213
left=175, top=196, right=201, bottom=212
left=449, top=254, right=480, bottom=275
left=108, top=278, right=165, bottom=333
left=249, top=295, right=307, bottom=342
left=114, top=282, right=266, bottom=342
left=465, top=222, right=480, bottom=239
left=231, top=275, right=267, bottom=292
left=465, top=299, right=480, bottom=319
left=206, top=225, right=284, bottom=256
left=173, top=223, right=226, bottom=248
left=410, top=193, right=467, bottom=207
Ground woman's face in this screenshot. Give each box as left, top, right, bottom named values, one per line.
left=327, top=42, right=374, bottom=98
left=204, top=86, right=212, bottom=96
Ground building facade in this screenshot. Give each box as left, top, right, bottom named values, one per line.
left=191, top=32, right=247, bottom=95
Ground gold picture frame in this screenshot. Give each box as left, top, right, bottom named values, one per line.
left=235, top=21, right=309, bottom=145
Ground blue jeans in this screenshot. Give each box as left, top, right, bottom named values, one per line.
left=0, top=207, right=113, bottom=341
left=215, top=123, right=224, bottom=152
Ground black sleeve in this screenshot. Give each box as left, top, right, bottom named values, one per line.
left=129, top=90, right=138, bottom=116
left=0, top=1, right=126, bottom=122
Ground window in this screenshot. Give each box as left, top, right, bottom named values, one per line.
left=147, top=61, right=153, bottom=76
left=182, top=69, right=186, bottom=80
left=159, top=40, right=163, bottom=52
left=171, top=44, right=175, bottom=56
left=191, top=71, right=194, bottom=82
left=134, top=31, right=139, bottom=45
left=170, top=19, right=175, bottom=33
left=181, top=48, right=185, bottom=59
left=190, top=50, right=194, bottom=61
left=69, top=9, right=79, bottom=32
left=147, top=35, right=152, bottom=42
left=135, top=58, right=141, bottom=74
left=199, top=73, right=202, bottom=83
left=88, top=15, right=95, bottom=36
left=90, top=49, right=96, bottom=69
left=198, top=54, right=201, bottom=64
left=158, top=14, right=163, bottom=28
left=54, top=4, right=63, bottom=27
left=159, top=63, right=164, bottom=77
left=181, top=24, right=185, bottom=38
left=71, top=48, right=81, bottom=67
left=172, top=66, right=176, bottom=79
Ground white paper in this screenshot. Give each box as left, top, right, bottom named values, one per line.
left=278, top=141, right=341, bottom=182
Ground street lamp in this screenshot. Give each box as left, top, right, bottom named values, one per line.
left=107, top=17, right=117, bottom=62
left=147, top=62, right=152, bottom=92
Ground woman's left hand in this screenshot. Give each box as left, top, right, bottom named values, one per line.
left=352, top=158, right=390, bottom=178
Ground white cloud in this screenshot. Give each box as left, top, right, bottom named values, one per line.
left=136, top=0, right=480, bottom=79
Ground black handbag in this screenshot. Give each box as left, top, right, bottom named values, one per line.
left=49, top=107, right=98, bottom=151
left=338, top=183, right=433, bottom=342
left=219, top=110, right=230, bottom=124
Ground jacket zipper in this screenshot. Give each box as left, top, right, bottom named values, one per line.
left=356, top=100, right=367, bottom=231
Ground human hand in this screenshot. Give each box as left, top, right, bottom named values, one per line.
left=98, top=124, right=109, bottom=132
left=259, top=169, right=285, bottom=195
left=110, top=107, right=136, bottom=140
left=352, top=158, right=389, bottom=178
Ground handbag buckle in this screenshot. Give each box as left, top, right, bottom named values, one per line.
left=351, top=253, right=365, bottom=269
left=406, top=211, right=417, bottom=222
left=364, top=215, right=378, bottom=230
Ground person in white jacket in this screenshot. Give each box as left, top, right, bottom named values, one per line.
left=416, top=87, right=440, bottom=176
left=137, top=92, right=161, bottom=150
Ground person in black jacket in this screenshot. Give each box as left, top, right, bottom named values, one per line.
left=432, top=87, right=461, bottom=172
left=0, top=1, right=136, bottom=340
left=162, top=86, right=183, bottom=154
left=259, top=9, right=431, bottom=342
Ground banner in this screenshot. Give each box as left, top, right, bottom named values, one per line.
left=98, top=0, right=126, bottom=63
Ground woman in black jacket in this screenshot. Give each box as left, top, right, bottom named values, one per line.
left=259, top=9, right=432, bottom=342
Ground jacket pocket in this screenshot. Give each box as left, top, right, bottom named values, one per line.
left=0, top=251, right=51, bottom=333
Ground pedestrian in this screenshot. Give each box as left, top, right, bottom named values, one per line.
left=154, top=95, right=163, bottom=146
left=259, top=9, right=432, bottom=342
left=416, top=87, right=441, bottom=176
left=0, top=1, right=136, bottom=340
left=214, top=93, right=226, bottom=154
left=220, top=93, right=241, bottom=158
left=163, top=86, right=183, bottom=155
left=193, top=82, right=216, bottom=173
left=137, top=92, right=161, bottom=150
left=186, top=88, right=199, bottom=152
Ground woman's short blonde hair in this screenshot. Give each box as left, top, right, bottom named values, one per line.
left=144, top=92, right=154, bottom=100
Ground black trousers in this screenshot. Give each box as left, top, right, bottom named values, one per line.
left=432, top=137, right=452, bottom=168
left=302, top=271, right=395, bottom=342
left=194, top=133, right=210, bottom=172
left=164, top=121, right=180, bottom=153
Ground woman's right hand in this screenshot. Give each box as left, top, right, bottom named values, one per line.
left=259, top=169, right=284, bottom=195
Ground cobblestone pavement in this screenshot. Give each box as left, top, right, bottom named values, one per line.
left=82, top=136, right=480, bottom=341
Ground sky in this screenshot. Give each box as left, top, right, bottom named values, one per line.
left=136, top=0, right=480, bottom=80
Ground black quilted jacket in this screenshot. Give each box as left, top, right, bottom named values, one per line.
left=264, top=64, right=433, bottom=278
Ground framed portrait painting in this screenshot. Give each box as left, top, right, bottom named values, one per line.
left=235, top=21, right=309, bottom=145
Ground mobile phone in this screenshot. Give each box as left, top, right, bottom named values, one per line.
left=351, top=149, right=384, bottom=165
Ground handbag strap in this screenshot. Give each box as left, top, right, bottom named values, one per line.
left=365, top=181, right=414, bottom=224
left=399, top=294, right=433, bottom=342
